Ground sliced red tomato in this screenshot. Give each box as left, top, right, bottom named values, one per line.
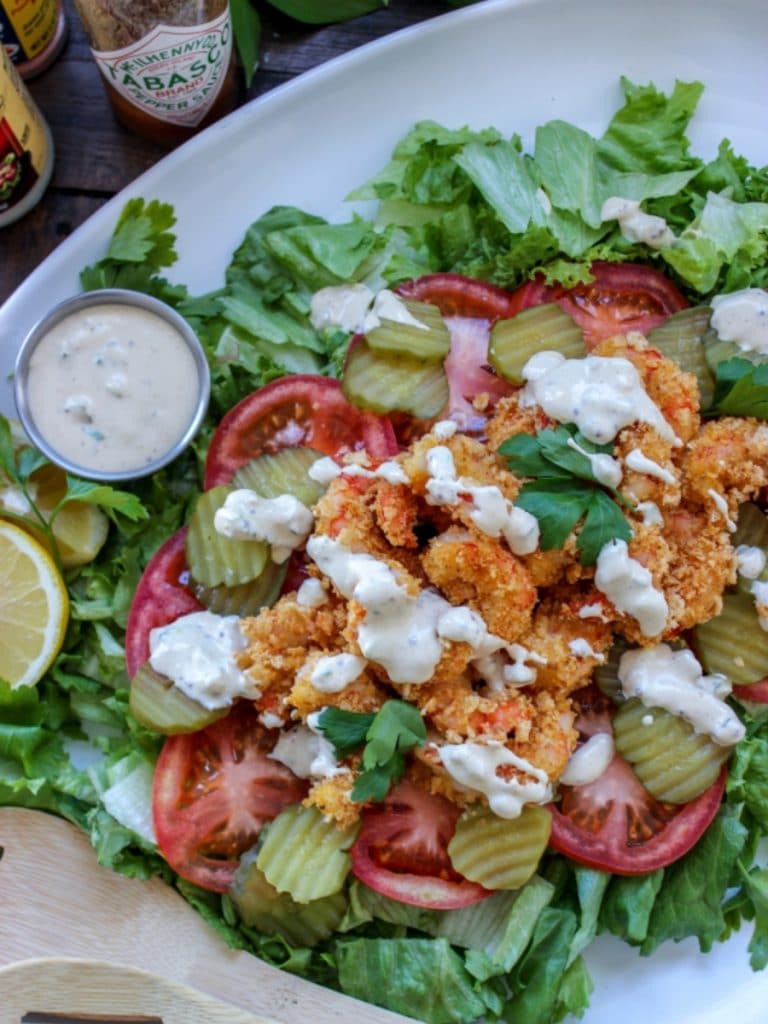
left=397, top=273, right=518, bottom=431
left=350, top=779, right=489, bottom=909
left=548, top=687, right=725, bottom=875
left=511, top=262, right=688, bottom=348
left=204, top=375, right=398, bottom=488
left=124, top=528, right=201, bottom=679
left=732, top=678, right=768, bottom=703
left=152, top=703, right=309, bottom=892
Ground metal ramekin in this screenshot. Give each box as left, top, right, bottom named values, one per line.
left=14, top=288, right=211, bottom=482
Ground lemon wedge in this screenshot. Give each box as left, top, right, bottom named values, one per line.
left=0, top=520, right=69, bottom=688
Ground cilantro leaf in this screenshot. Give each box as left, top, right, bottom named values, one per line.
left=500, top=424, right=633, bottom=565
left=352, top=761, right=398, bottom=804
left=710, top=357, right=768, bottom=418
left=316, top=707, right=375, bottom=759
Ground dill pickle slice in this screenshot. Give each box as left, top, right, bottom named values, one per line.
left=593, top=637, right=630, bottom=703
left=256, top=803, right=359, bottom=903
left=192, top=561, right=287, bottom=617
left=733, top=502, right=768, bottom=596
left=231, top=848, right=347, bottom=946
left=233, top=446, right=326, bottom=507
left=447, top=804, right=551, bottom=890
left=488, top=303, right=585, bottom=386
left=646, top=306, right=715, bottom=408
left=366, top=299, right=451, bottom=361
left=613, top=698, right=729, bottom=804
left=694, top=590, right=768, bottom=685
left=129, top=661, right=227, bottom=735
left=185, top=485, right=269, bottom=588
left=343, top=339, right=449, bottom=418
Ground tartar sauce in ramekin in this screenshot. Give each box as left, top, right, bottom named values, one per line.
left=15, top=291, right=209, bottom=480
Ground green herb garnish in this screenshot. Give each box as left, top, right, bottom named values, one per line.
left=499, top=424, right=633, bottom=565
left=710, top=358, right=768, bottom=419
left=316, top=700, right=426, bottom=802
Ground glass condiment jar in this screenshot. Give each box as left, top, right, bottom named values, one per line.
left=72, top=0, right=239, bottom=146
left=0, top=44, right=54, bottom=228
left=0, top=0, right=68, bottom=79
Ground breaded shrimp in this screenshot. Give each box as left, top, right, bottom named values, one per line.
left=681, top=418, right=768, bottom=514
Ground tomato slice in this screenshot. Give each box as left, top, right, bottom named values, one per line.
left=397, top=273, right=518, bottom=431
left=511, top=262, right=688, bottom=348
left=204, top=375, right=398, bottom=488
left=152, top=703, right=309, bottom=892
left=350, top=779, right=489, bottom=909
left=732, top=678, right=768, bottom=704
left=548, top=687, right=725, bottom=875
left=124, top=528, right=201, bottom=679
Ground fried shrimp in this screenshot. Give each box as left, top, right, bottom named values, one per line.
left=236, top=324, right=762, bottom=832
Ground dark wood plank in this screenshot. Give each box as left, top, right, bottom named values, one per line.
left=1, top=0, right=455, bottom=304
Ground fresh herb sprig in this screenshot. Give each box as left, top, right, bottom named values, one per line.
left=499, top=424, right=633, bottom=565
left=316, top=699, right=426, bottom=802
left=710, top=357, right=768, bottom=419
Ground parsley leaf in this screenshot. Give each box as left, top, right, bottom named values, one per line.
left=710, top=357, right=768, bottom=418
left=500, top=424, right=633, bottom=566
left=316, top=700, right=426, bottom=803
left=79, top=199, right=188, bottom=308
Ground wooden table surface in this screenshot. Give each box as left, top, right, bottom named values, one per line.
left=1, top=0, right=454, bottom=305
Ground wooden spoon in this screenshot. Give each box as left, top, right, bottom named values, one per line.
left=0, top=957, right=273, bottom=1023
left=0, top=808, right=407, bottom=1024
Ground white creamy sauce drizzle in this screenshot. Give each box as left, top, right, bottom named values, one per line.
left=308, top=283, right=427, bottom=336
left=618, top=644, right=745, bottom=746
left=439, top=741, right=552, bottom=818
left=559, top=733, right=614, bottom=787
left=566, top=436, right=622, bottom=488
left=213, top=489, right=314, bottom=563
left=269, top=721, right=346, bottom=780
left=751, top=580, right=768, bottom=631
left=578, top=602, right=609, bottom=622
left=707, top=488, right=737, bottom=532
left=306, top=534, right=538, bottom=686
left=432, top=419, right=458, bottom=440
left=520, top=352, right=679, bottom=446
left=308, top=455, right=409, bottom=486
left=735, top=545, right=767, bottom=581
left=148, top=611, right=257, bottom=710
left=624, top=448, right=676, bottom=484
left=309, top=283, right=374, bottom=333
left=26, top=303, right=201, bottom=473
left=568, top=638, right=603, bottom=661
left=475, top=644, right=547, bottom=691
left=307, top=652, right=367, bottom=693
left=296, top=577, right=328, bottom=608
left=710, top=288, right=768, bottom=355
left=594, top=538, right=668, bottom=637
left=636, top=501, right=664, bottom=527
left=423, top=445, right=539, bottom=555
left=259, top=711, right=286, bottom=729
left=600, top=197, right=676, bottom=250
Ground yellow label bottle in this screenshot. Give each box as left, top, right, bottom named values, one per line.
left=0, top=0, right=67, bottom=78
left=0, top=45, right=53, bottom=227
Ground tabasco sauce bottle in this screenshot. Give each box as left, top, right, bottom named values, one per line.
left=72, top=0, right=240, bottom=147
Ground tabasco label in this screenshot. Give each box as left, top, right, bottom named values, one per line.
left=91, top=11, right=232, bottom=129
